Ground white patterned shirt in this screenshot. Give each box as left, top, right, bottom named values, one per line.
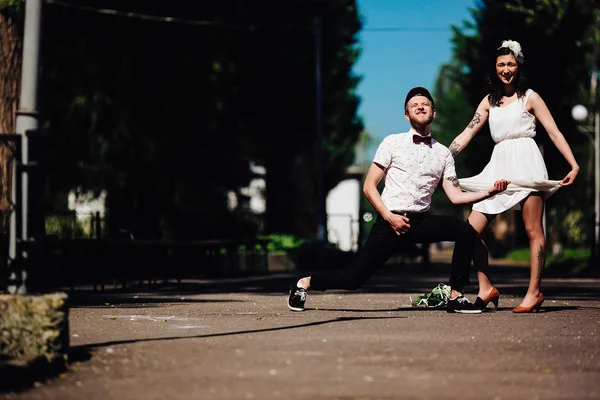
left=372, top=128, right=456, bottom=213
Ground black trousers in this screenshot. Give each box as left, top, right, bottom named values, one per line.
left=310, top=212, right=477, bottom=292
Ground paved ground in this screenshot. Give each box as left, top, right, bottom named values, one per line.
left=2, top=256, right=600, bottom=400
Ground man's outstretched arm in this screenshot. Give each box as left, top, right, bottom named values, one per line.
left=442, top=176, right=510, bottom=205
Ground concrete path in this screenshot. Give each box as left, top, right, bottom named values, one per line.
left=2, top=259, right=600, bottom=400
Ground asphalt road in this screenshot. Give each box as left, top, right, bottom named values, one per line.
left=2, top=260, right=600, bottom=400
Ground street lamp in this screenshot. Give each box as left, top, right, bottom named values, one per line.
left=7, top=0, right=43, bottom=294
left=571, top=104, right=600, bottom=264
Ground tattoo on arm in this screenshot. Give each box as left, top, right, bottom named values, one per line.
left=449, top=141, right=460, bottom=157
left=467, top=112, right=481, bottom=129
left=446, top=176, right=460, bottom=187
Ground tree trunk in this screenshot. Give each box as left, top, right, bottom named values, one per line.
left=0, top=9, right=23, bottom=233
left=265, top=152, right=318, bottom=239
left=0, top=8, right=23, bottom=291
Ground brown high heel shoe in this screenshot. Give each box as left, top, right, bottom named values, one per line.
left=512, top=293, right=544, bottom=313
left=474, top=287, right=500, bottom=309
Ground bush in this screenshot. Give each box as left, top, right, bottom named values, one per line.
left=45, top=215, right=87, bottom=238
left=504, top=248, right=530, bottom=262
left=546, top=247, right=592, bottom=273
left=548, top=209, right=590, bottom=247
left=504, top=247, right=591, bottom=273
left=259, top=234, right=309, bottom=253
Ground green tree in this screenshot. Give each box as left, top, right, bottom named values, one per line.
left=227, top=0, right=363, bottom=238
left=36, top=0, right=363, bottom=240
left=430, top=62, right=475, bottom=218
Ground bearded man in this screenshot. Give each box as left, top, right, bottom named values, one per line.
left=287, top=87, right=512, bottom=314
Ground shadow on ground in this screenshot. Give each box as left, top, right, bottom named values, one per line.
left=60, top=260, right=600, bottom=308
left=70, top=315, right=408, bottom=353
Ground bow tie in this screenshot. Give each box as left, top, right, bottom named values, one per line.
left=413, top=134, right=432, bottom=146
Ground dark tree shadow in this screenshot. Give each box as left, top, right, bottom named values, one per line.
left=71, top=315, right=408, bottom=352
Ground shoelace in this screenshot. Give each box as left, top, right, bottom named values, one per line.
left=456, top=296, right=470, bottom=304
left=295, top=289, right=307, bottom=302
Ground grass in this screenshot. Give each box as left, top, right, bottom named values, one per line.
left=505, top=247, right=592, bottom=273
left=259, top=234, right=310, bottom=252
left=504, top=248, right=531, bottom=262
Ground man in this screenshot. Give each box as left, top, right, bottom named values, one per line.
left=288, top=87, right=510, bottom=314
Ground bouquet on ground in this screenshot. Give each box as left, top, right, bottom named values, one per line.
left=410, top=283, right=451, bottom=308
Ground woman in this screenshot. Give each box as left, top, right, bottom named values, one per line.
left=450, top=39, right=580, bottom=313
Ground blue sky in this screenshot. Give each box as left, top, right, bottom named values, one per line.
left=353, top=0, right=477, bottom=159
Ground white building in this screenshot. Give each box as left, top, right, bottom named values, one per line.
left=326, top=166, right=365, bottom=252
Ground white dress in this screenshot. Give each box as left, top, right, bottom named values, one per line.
left=458, top=89, right=561, bottom=214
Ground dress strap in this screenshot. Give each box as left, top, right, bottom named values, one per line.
left=521, top=89, right=534, bottom=111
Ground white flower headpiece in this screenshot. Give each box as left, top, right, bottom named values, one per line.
left=498, top=40, right=524, bottom=63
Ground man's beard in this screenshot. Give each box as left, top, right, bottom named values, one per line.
left=409, top=114, right=434, bottom=128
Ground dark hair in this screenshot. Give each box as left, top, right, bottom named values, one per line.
left=485, top=47, right=529, bottom=107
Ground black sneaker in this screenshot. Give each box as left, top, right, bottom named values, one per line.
left=447, top=296, right=482, bottom=314
left=288, top=284, right=308, bottom=311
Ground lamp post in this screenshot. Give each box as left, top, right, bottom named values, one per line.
left=8, top=0, right=43, bottom=294
left=571, top=104, right=600, bottom=264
